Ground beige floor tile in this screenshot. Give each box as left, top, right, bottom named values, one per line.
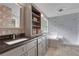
left=46, top=45, right=79, bottom=56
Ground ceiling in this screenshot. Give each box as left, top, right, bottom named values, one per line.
left=35, top=3, right=79, bottom=18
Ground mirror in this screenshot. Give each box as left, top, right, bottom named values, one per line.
left=0, top=3, right=21, bottom=28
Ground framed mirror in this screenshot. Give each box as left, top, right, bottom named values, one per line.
left=0, top=3, right=22, bottom=28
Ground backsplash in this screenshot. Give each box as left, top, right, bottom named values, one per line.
left=0, top=32, right=25, bottom=40
left=0, top=28, right=24, bottom=36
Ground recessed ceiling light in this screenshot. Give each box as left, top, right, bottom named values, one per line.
left=58, top=9, right=63, bottom=12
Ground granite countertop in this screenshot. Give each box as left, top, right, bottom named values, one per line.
left=0, top=37, right=30, bottom=54
left=0, top=33, right=43, bottom=54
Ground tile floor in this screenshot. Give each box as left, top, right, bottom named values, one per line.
left=46, top=45, right=79, bottom=56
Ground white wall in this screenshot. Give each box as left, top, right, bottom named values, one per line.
left=48, top=13, right=78, bottom=44
left=77, top=14, right=79, bottom=44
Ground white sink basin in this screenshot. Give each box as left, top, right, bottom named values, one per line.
left=4, top=38, right=28, bottom=45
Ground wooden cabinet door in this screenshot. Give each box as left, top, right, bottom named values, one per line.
left=38, top=36, right=48, bottom=56
left=42, top=36, right=47, bottom=56
left=28, top=47, right=37, bottom=56
left=42, top=40, right=46, bottom=55
left=38, top=36, right=45, bottom=56
left=38, top=43, right=43, bottom=56
left=1, top=45, right=24, bottom=56
left=27, top=39, right=37, bottom=51
left=45, top=36, right=48, bottom=53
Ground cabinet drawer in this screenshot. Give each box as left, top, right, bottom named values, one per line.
left=38, top=43, right=43, bottom=56
left=27, top=39, right=37, bottom=51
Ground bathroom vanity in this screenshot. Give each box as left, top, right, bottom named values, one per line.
left=0, top=34, right=48, bottom=56
left=0, top=3, right=48, bottom=56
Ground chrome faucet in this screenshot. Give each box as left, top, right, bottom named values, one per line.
left=13, top=34, right=16, bottom=39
